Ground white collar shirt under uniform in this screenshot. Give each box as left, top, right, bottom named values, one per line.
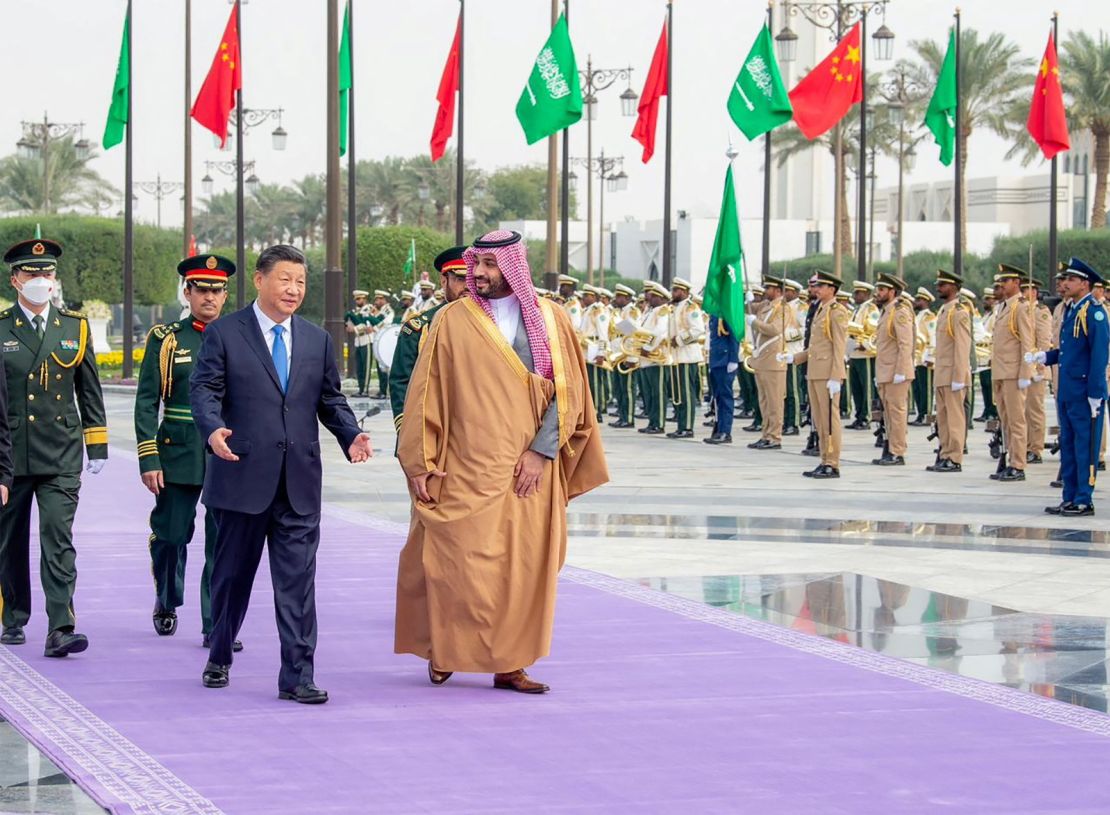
left=19, top=301, right=51, bottom=328
left=253, top=299, right=294, bottom=365
left=489, top=294, right=522, bottom=346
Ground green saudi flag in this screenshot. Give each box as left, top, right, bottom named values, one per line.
left=339, top=2, right=352, bottom=157
left=924, top=29, right=957, bottom=167
left=102, top=10, right=130, bottom=150
left=515, top=14, right=582, bottom=145
left=403, top=238, right=416, bottom=279
left=727, top=25, right=792, bottom=141
left=702, top=165, right=746, bottom=341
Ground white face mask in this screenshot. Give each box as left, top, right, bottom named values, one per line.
left=18, top=277, right=54, bottom=306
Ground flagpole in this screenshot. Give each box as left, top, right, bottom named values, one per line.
left=1048, top=11, right=1059, bottom=277
left=661, top=0, right=673, bottom=288
left=326, top=0, right=344, bottom=362
left=123, top=0, right=134, bottom=380
left=545, top=0, right=560, bottom=293
left=560, top=0, right=570, bottom=278
left=953, top=8, right=962, bottom=280
left=455, top=0, right=465, bottom=245
left=762, top=2, right=773, bottom=281
left=346, top=0, right=357, bottom=377
left=235, top=0, right=246, bottom=306
left=184, top=0, right=193, bottom=260
left=856, top=7, right=868, bottom=283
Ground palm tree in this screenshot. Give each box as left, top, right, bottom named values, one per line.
left=365, top=156, right=415, bottom=225
left=1061, top=32, right=1110, bottom=228
left=193, top=191, right=237, bottom=248
left=910, top=29, right=1032, bottom=252
left=290, top=174, right=326, bottom=246
left=0, top=136, right=118, bottom=214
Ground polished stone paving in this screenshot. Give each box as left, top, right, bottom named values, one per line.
left=0, top=719, right=104, bottom=814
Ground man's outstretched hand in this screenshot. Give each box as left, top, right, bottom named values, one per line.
left=348, top=433, right=374, bottom=463
left=209, top=428, right=239, bottom=462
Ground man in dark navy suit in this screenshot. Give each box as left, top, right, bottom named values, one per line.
left=191, top=245, right=373, bottom=703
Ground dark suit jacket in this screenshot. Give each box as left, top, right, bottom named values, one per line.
left=190, top=304, right=362, bottom=516
left=0, top=356, right=12, bottom=489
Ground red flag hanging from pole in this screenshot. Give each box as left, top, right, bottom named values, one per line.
left=788, top=22, right=863, bottom=140
left=1027, top=32, right=1070, bottom=160
left=188, top=234, right=198, bottom=257
left=430, top=14, right=462, bottom=162
left=191, top=3, right=241, bottom=148
left=632, top=20, right=668, bottom=163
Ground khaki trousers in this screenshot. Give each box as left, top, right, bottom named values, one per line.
left=878, top=381, right=911, bottom=457
left=1025, top=379, right=1047, bottom=455
left=934, top=385, right=967, bottom=464
left=755, top=369, right=785, bottom=443
left=807, top=379, right=842, bottom=468
left=995, top=378, right=1028, bottom=470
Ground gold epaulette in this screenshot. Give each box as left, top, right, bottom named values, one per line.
left=59, top=308, right=86, bottom=319
left=147, top=324, right=167, bottom=342
left=656, top=305, right=673, bottom=317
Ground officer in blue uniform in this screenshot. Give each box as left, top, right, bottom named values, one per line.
left=704, top=315, right=740, bottom=445
left=1032, top=258, right=1108, bottom=517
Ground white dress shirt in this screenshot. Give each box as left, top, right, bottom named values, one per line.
left=19, top=301, right=50, bottom=329
left=253, top=300, right=293, bottom=376
left=489, top=294, right=521, bottom=346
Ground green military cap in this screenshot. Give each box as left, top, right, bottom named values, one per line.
left=1019, top=278, right=1045, bottom=290
left=994, top=263, right=1025, bottom=282
left=875, top=272, right=906, bottom=292
left=935, top=269, right=962, bottom=286
left=810, top=271, right=841, bottom=289
left=177, top=254, right=235, bottom=290
left=5, top=237, right=63, bottom=274
left=762, top=275, right=784, bottom=289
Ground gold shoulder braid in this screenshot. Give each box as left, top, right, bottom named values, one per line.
left=39, top=318, right=89, bottom=391
left=158, top=328, right=179, bottom=401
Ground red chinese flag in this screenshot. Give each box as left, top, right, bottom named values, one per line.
left=191, top=4, right=241, bottom=148
left=188, top=234, right=198, bottom=258
left=788, top=22, right=863, bottom=140
left=1027, top=33, right=1070, bottom=160
left=430, top=15, right=462, bottom=162
left=631, top=21, right=668, bottom=163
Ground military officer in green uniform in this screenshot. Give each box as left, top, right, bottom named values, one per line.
left=0, top=237, right=107, bottom=657
left=134, top=254, right=239, bottom=652
left=389, top=246, right=469, bottom=439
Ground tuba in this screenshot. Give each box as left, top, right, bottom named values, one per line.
left=609, top=329, right=659, bottom=374
left=739, top=338, right=755, bottom=374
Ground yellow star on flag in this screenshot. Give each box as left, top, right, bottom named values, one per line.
left=845, top=45, right=861, bottom=64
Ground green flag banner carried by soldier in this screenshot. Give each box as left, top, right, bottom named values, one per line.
left=727, top=25, right=792, bottom=141
left=702, top=165, right=746, bottom=340
left=339, top=1, right=352, bottom=156
left=102, top=9, right=130, bottom=150
left=403, top=239, right=416, bottom=279
left=516, top=14, right=583, bottom=145
left=924, top=28, right=957, bottom=166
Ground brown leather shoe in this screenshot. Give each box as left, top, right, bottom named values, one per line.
left=428, top=662, right=453, bottom=685
left=493, top=669, right=549, bottom=694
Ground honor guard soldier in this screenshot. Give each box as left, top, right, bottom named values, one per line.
left=847, top=281, right=879, bottom=429
left=927, top=269, right=972, bottom=472
left=399, top=291, right=418, bottom=323
left=0, top=237, right=107, bottom=656
left=873, top=274, right=915, bottom=465
left=636, top=282, right=672, bottom=435
left=579, top=285, right=611, bottom=421
left=135, top=255, right=240, bottom=649
left=990, top=265, right=1036, bottom=481
left=748, top=276, right=797, bottom=450
left=557, top=274, right=582, bottom=332
left=1034, top=259, right=1108, bottom=516
left=911, top=287, right=937, bottom=426
left=345, top=289, right=374, bottom=396
left=413, top=280, right=437, bottom=313
left=976, top=286, right=1001, bottom=423
left=667, top=278, right=704, bottom=439
left=389, top=247, right=469, bottom=438
left=1022, top=278, right=1052, bottom=464
left=779, top=271, right=848, bottom=477
left=368, top=290, right=395, bottom=397
left=609, top=284, right=640, bottom=428
left=781, top=279, right=806, bottom=435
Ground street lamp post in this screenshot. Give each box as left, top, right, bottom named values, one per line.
left=17, top=113, right=90, bottom=212
left=136, top=174, right=185, bottom=228
left=570, top=151, right=626, bottom=289
left=775, top=1, right=893, bottom=282
left=877, top=66, right=924, bottom=278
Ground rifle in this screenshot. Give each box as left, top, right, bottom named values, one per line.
left=987, top=417, right=1006, bottom=473
left=871, top=396, right=888, bottom=454
left=926, top=420, right=941, bottom=466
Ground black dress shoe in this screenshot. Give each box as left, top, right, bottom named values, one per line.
left=1, top=626, right=25, bottom=645
left=279, top=683, right=329, bottom=704
left=666, top=430, right=694, bottom=439
left=1027, top=452, right=1043, bottom=464
left=1044, top=502, right=1072, bottom=515
left=202, top=661, right=230, bottom=688
left=782, top=426, right=799, bottom=436
left=1061, top=503, right=1095, bottom=517
left=1100, top=462, right=1107, bottom=472
left=996, top=466, right=1026, bottom=482
left=742, top=423, right=762, bottom=432
left=44, top=629, right=88, bottom=658
left=801, top=446, right=820, bottom=457
left=704, top=434, right=732, bottom=445
left=748, top=439, right=781, bottom=450
left=641, top=427, right=664, bottom=435
left=703, top=419, right=718, bottom=427
left=202, top=634, right=244, bottom=653
left=974, top=415, right=988, bottom=423
left=846, top=419, right=869, bottom=430
left=153, top=604, right=178, bottom=637
left=872, top=454, right=905, bottom=466
left=926, top=458, right=962, bottom=473
left=810, top=464, right=840, bottom=479
left=1050, top=479, right=1063, bottom=488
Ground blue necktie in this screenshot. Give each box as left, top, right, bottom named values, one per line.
left=272, top=325, right=289, bottom=392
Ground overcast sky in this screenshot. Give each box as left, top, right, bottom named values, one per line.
left=2, top=0, right=1095, bottom=230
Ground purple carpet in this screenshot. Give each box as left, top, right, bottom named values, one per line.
left=2, top=462, right=1110, bottom=814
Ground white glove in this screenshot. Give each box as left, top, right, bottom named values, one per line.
left=85, top=459, right=106, bottom=475
left=951, top=382, right=965, bottom=392
left=726, top=362, right=738, bottom=374
left=1017, top=378, right=1031, bottom=390
left=892, top=374, right=906, bottom=385
left=1024, top=351, right=1047, bottom=364
left=775, top=352, right=794, bottom=364
left=827, top=380, right=842, bottom=397
left=1090, top=398, right=1104, bottom=418
left=1033, top=374, right=1043, bottom=383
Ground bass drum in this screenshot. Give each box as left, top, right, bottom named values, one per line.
left=373, top=324, right=402, bottom=373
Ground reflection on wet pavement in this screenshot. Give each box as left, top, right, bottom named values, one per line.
left=643, top=572, right=1110, bottom=713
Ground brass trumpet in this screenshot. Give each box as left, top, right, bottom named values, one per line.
left=609, top=329, right=666, bottom=374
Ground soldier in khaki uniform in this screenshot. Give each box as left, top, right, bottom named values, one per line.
left=927, top=270, right=972, bottom=472
left=872, top=274, right=915, bottom=465
left=609, top=284, right=641, bottom=428
left=990, top=264, right=1036, bottom=482
left=748, top=276, right=797, bottom=450
left=0, top=237, right=107, bottom=657
left=780, top=271, right=848, bottom=478
left=1022, top=279, right=1053, bottom=464
left=666, top=278, right=705, bottom=439
left=911, top=287, right=937, bottom=425
left=636, top=282, right=672, bottom=434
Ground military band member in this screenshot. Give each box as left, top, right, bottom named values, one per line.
left=609, top=284, right=640, bottom=428
left=911, top=287, right=937, bottom=425
left=927, top=270, right=972, bottom=472
left=370, top=290, right=395, bottom=397
left=637, top=283, right=671, bottom=435
left=558, top=274, right=582, bottom=332
left=413, top=280, right=437, bottom=313
left=1022, top=278, right=1052, bottom=464
left=666, top=278, right=704, bottom=439
left=345, top=289, right=374, bottom=396
left=847, top=281, right=878, bottom=430
left=780, top=271, right=848, bottom=478
left=748, top=276, right=795, bottom=450
left=399, top=291, right=419, bottom=323
left=990, top=265, right=1036, bottom=481
left=578, top=286, right=611, bottom=421
left=976, top=286, right=1000, bottom=422
left=872, top=274, right=915, bottom=465
left=781, top=279, right=806, bottom=435
left=135, top=255, right=239, bottom=648
left=0, top=237, right=107, bottom=656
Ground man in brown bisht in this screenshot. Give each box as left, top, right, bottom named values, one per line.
left=394, top=230, right=608, bottom=694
